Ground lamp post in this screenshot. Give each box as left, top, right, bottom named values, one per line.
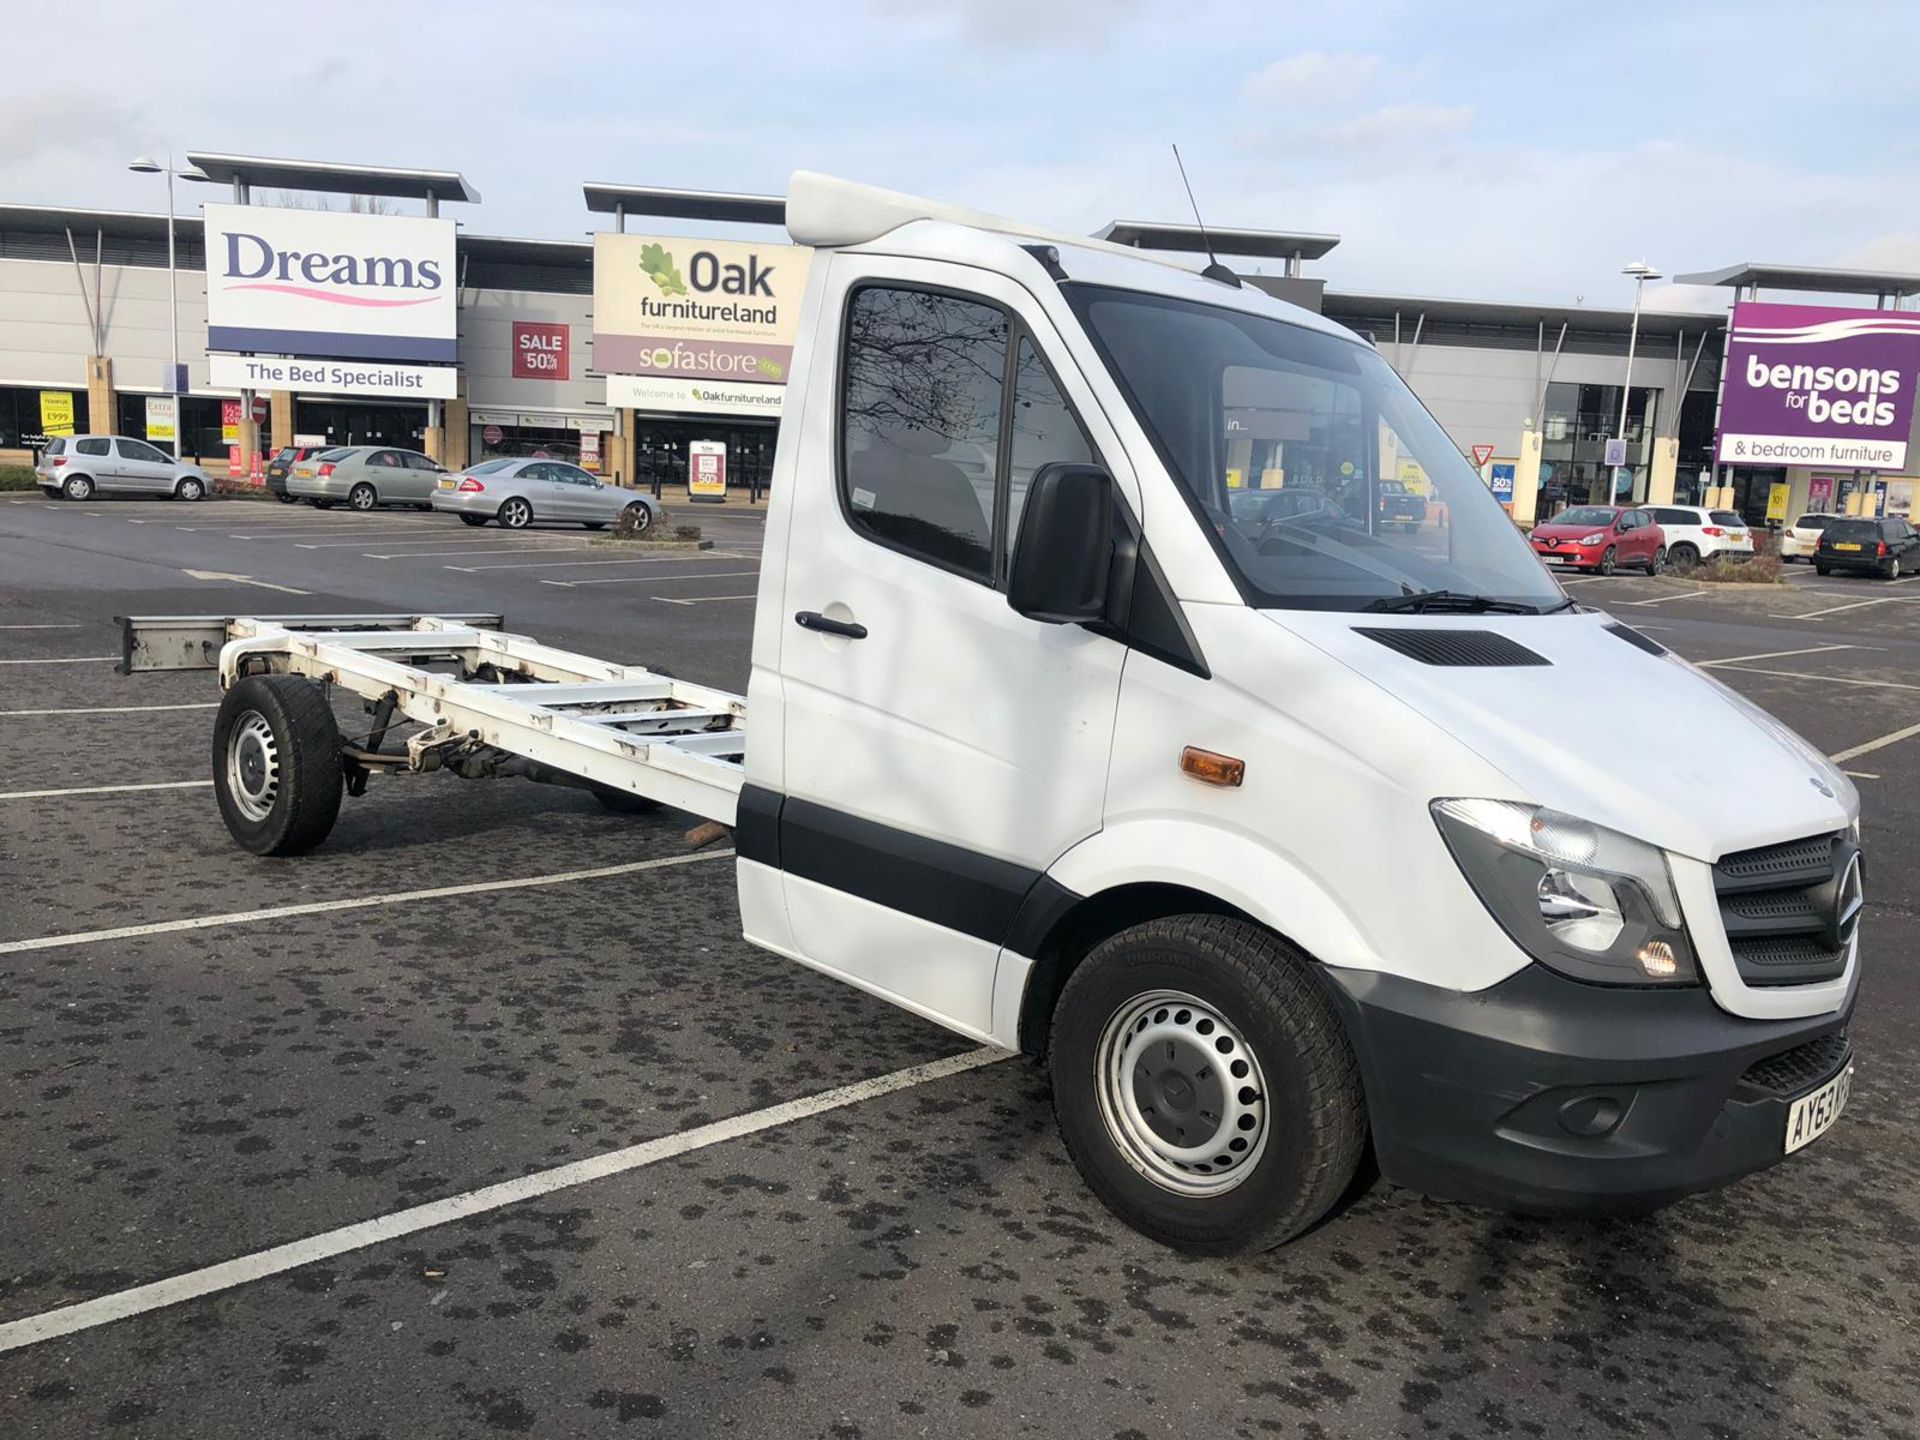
left=1616, top=261, right=1661, bottom=499
left=128, top=152, right=207, bottom=458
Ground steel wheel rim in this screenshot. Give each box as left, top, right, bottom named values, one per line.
left=226, top=710, right=280, bottom=822
left=1094, top=988, right=1269, bottom=1197
left=69, top=478, right=91, bottom=500
left=181, top=479, right=202, bottom=500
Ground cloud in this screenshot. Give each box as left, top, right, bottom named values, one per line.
left=1834, top=231, right=1920, bottom=275
left=1244, top=51, right=1381, bottom=103
left=1319, top=102, right=1472, bottom=149
left=0, top=93, right=141, bottom=165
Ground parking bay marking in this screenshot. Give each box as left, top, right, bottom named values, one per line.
left=543, top=570, right=759, bottom=590
left=653, top=594, right=758, bottom=606
left=0, top=779, right=211, bottom=801
left=0, top=848, right=731, bottom=958
left=448, top=553, right=753, bottom=573
left=0, top=702, right=217, bottom=718
left=1713, top=664, right=1920, bottom=693
left=0, top=655, right=118, bottom=666
left=1830, top=721, right=1920, bottom=764
left=0, top=1043, right=1011, bottom=1355
left=1793, top=595, right=1920, bottom=620
left=183, top=568, right=312, bottom=595
left=1695, top=644, right=1856, bottom=669
left=0, top=623, right=84, bottom=630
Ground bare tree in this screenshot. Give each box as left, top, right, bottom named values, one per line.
left=265, top=190, right=397, bottom=215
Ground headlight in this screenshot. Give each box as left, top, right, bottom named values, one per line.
left=1579, top=532, right=1607, bottom=545
left=1432, top=799, right=1698, bottom=986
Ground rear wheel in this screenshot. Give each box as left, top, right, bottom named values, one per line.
left=62, top=475, right=94, bottom=501
left=1647, top=545, right=1666, bottom=576
left=459, top=513, right=489, bottom=527
left=211, top=675, right=343, bottom=856
left=1670, top=542, right=1699, bottom=568
left=1815, top=563, right=1832, bottom=576
left=348, top=483, right=378, bottom=512
left=174, top=475, right=206, bottom=502
left=498, top=497, right=533, bottom=529
left=1048, top=915, right=1366, bottom=1254
left=1887, top=556, right=1903, bottom=580
left=1598, top=546, right=1617, bottom=576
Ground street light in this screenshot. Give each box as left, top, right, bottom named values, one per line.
left=128, top=152, right=208, bottom=458
left=1615, top=261, right=1661, bottom=499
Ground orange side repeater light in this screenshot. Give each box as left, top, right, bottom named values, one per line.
left=1180, top=747, right=1245, bottom=788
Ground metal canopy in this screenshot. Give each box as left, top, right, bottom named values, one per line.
left=0, top=203, right=194, bottom=241
left=184, top=152, right=481, bottom=204
left=1324, top=290, right=1724, bottom=337
left=583, top=183, right=785, bottom=225
left=1096, top=220, right=1340, bottom=262
left=1673, top=261, right=1920, bottom=299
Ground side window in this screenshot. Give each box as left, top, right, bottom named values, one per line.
left=841, top=285, right=1008, bottom=581
left=560, top=465, right=597, bottom=486
left=1004, top=337, right=1095, bottom=564
left=404, top=452, right=438, bottom=471
left=75, top=437, right=110, bottom=457
left=521, top=463, right=554, bottom=482
left=118, top=439, right=168, bottom=463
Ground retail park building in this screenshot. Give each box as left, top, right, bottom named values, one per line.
left=2, top=152, right=1916, bottom=527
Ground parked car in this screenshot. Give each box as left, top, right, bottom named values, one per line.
left=286, top=446, right=446, bottom=510
left=35, top=434, right=212, bottom=502
left=1227, top=486, right=1352, bottom=532
left=265, top=445, right=328, bottom=503
left=1529, top=504, right=1665, bottom=575
left=1375, top=479, right=1428, bottom=531
left=1814, top=516, right=1920, bottom=579
left=1639, top=505, right=1753, bottom=567
left=430, top=457, right=662, bottom=531
left=1779, top=512, right=1844, bottom=562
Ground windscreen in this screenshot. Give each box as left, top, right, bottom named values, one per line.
left=1067, top=286, right=1563, bottom=612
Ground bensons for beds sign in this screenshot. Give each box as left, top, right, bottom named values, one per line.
left=1717, top=301, right=1920, bottom=471
left=202, top=204, right=458, bottom=364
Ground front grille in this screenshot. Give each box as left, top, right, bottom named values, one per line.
left=1713, top=830, right=1857, bottom=987
left=1741, top=1031, right=1850, bottom=1096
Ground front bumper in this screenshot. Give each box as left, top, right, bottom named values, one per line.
left=1533, top=545, right=1602, bottom=570
left=1319, top=961, right=1854, bottom=1214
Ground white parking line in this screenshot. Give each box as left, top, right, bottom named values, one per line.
left=0, top=848, right=730, bottom=957
left=1714, top=665, right=1920, bottom=693
left=0, top=1043, right=1010, bottom=1354
left=1844, top=771, right=1880, bottom=780
left=1695, top=645, right=1855, bottom=669
left=0, top=623, right=85, bottom=630
left=1620, top=590, right=1711, bottom=606
left=447, top=554, right=742, bottom=573
left=543, top=570, right=759, bottom=590
left=0, top=702, right=217, bottom=718
left=0, top=655, right=117, bottom=665
left=0, top=779, right=210, bottom=801
left=364, top=544, right=600, bottom=560
left=653, top=594, right=757, bottom=605
left=1830, top=721, right=1920, bottom=764
left=1793, top=596, right=1920, bottom=620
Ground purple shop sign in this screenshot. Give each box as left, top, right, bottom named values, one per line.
left=594, top=333, right=792, bottom=386
left=1717, top=301, right=1920, bottom=472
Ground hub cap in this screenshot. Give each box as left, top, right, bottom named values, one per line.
left=1094, top=989, right=1269, bottom=1197
left=226, top=711, right=280, bottom=822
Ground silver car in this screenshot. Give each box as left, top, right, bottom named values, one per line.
left=430, top=458, right=662, bottom=531
left=36, top=434, right=212, bottom=501
left=286, top=446, right=447, bottom=511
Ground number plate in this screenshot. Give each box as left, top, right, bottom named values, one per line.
left=1784, top=1064, right=1852, bottom=1154
left=1833, top=542, right=1862, bottom=552
left=437, top=477, right=455, bottom=489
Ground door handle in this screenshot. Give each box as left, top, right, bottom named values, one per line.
left=794, top=610, right=868, bottom=640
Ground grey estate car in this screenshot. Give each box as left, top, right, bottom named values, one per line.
left=286, top=446, right=447, bottom=510
left=429, top=457, right=661, bottom=531
left=36, top=435, right=212, bottom=501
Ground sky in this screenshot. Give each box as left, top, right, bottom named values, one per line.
left=6, top=0, right=1919, bottom=313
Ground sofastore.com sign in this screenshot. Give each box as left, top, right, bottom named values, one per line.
left=203, top=204, right=457, bottom=364
left=1717, top=302, right=1920, bottom=471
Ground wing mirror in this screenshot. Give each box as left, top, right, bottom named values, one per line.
left=1008, top=462, right=1118, bottom=625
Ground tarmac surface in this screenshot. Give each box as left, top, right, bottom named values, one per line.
left=1, top=491, right=1915, bottom=1439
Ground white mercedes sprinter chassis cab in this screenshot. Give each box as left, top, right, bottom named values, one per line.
left=120, top=174, right=1862, bottom=1254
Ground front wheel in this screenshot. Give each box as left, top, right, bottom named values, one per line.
left=498, top=497, right=533, bottom=530
left=211, top=675, right=343, bottom=856
left=623, top=502, right=654, bottom=534
left=459, top=513, right=489, bottom=528
left=1048, top=916, right=1367, bottom=1254
left=1598, top=546, right=1617, bottom=577
left=347, top=483, right=378, bottom=512
left=174, top=476, right=206, bottom=502
left=1647, top=545, right=1666, bottom=576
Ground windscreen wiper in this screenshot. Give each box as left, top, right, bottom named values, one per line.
left=1363, top=590, right=1543, bottom=615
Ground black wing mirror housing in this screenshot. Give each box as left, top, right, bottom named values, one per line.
left=1008, top=462, right=1117, bottom=625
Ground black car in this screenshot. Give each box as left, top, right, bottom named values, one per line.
left=1814, top=516, right=1920, bottom=578
left=1376, top=479, right=1428, bottom=531
left=264, top=445, right=325, bottom=503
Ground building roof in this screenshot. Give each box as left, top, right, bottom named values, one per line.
left=185, top=153, right=481, bottom=204
left=1323, top=289, right=1726, bottom=337
left=1673, top=261, right=1920, bottom=299
left=0, top=203, right=196, bottom=242
left=1096, top=220, right=1340, bottom=261
left=582, top=183, right=786, bottom=226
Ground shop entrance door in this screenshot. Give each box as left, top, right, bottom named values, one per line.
left=634, top=417, right=779, bottom=499
left=294, top=399, right=429, bottom=451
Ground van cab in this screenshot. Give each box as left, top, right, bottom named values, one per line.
left=737, top=175, right=1862, bottom=1252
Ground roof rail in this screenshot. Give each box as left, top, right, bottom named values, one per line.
left=785, top=170, right=1159, bottom=266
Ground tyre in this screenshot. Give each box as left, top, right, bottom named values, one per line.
left=1647, top=545, right=1666, bottom=576
left=498, top=497, right=533, bottom=529
left=62, top=474, right=94, bottom=501
left=1887, top=556, right=1902, bottom=580
left=347, top=483, right=378, bottom=512
left=1048, top=915, right=1367, bottom=1255
left=623, top=502, right=653, bottom=534
left=1598, top=546, right=1617, bottom=577
left=276, top=491, right=299, bottom=505
left=1815, top=563, right=1831, bottom=576
left=174, top=475, right=206, bottom=502
left=312, top=499, right=335, bottom=510
left=459, top=513, right=489, bottom=528
left=1670, top=542, right=1699, bottom=568
left=590, top=782, right=660, bottom=815
left=211, top=675, right=344, bottom=856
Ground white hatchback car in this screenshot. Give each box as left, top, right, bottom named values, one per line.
left=1639, top=505, right=1754, bottom=567
left=1779, top=512, right=1845, bottom=562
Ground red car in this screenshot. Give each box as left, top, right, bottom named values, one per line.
left=1530, top=505, right=1666, bottom=576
